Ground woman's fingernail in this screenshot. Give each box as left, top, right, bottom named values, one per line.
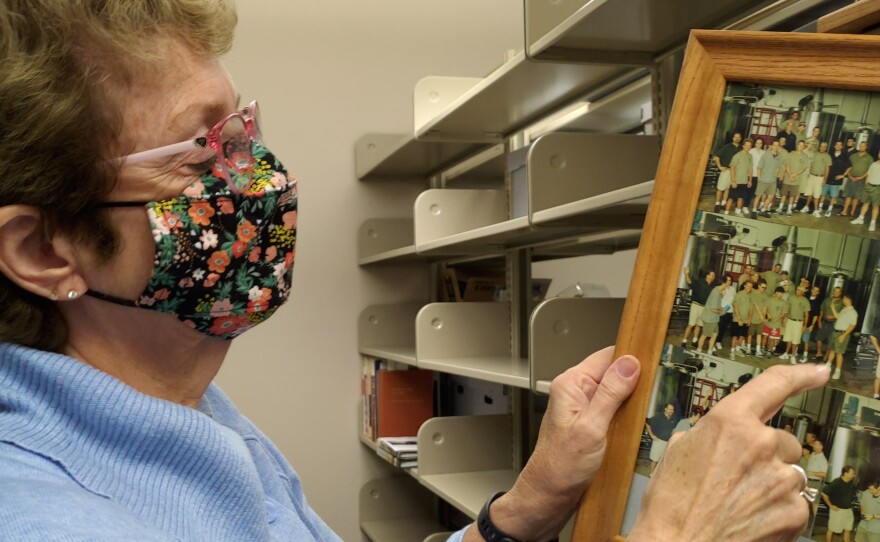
left=614, top=356, right=639, bottom=378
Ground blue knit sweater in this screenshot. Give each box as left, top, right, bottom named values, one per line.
left=0, top=342, right=345, bottom=541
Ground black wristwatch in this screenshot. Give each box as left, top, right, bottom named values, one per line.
left=477, top=491, right=521, bottom=542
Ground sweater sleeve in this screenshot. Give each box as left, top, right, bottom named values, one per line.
left=447, top=526, right=469, bottom=541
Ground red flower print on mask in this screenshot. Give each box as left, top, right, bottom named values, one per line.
left=217, top=197, right=235, bottom=214
left=208, top=251, right=231, bottom=273
left=247, top=300, right=268, bottom=313
left=264, top=246, right=277, bottom=262
left=231, top=241, right=247, bottom=259
left=154, top=288, right=171, bottom=301
left=248, top=247, right=262, bottom=262
left=237, top=220, right=257, bottom=242
left=188, top=201, right=216, bottom=226
left=282, top=210, right=297, bottom=230
left=210, top=315, right=250, bottom=337
left=210, top=298, right=233, bottom=317
left=164, top=212, right=183, bottom=232
left=204, top=273, right=221, bottom=287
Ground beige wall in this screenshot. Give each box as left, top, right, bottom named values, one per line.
left=216, top=2, right=522, bottom=540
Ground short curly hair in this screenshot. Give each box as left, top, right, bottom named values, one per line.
left=0, top=0, right=237, bottom=352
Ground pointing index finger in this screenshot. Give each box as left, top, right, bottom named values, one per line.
left=720, top=364, right=830, bottom=422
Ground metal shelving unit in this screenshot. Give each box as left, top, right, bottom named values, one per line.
left=355, top=2, right=850, bottom=539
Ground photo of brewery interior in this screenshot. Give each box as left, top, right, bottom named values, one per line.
left=639, top=345, right=879, bottom=542
left=699, top=82, right=880, bottom=238
left=665, top=211, right=880, bottom=399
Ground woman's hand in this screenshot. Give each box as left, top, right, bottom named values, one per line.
left=628, top=364, right=830, bottom=542
left=466, top=347, right=640, bottom=542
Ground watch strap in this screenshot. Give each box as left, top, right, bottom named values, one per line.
left=477, top=491, right=520, bottom=542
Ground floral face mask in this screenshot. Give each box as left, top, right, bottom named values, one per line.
left=88, top=143, right=297, bottom=339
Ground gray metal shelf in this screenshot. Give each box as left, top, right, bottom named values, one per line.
left=526, top=0, right=780, bottom=62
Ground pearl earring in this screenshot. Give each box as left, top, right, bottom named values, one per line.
left=67, top=290, right=79, bottom=300
left=49, top=291, right=59, bottom=301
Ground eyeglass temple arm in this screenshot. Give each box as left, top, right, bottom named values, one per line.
left=121, top=137, right=208, bottom=166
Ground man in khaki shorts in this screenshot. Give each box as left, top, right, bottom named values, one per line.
left=843, top=141, right=872, bottom=217
left=850, top=149, right=880, bottom=232
left=780, top=140, right=809, bottom=215
left=726, top=138, right=754, bottom=216
left=756, top=140, right=785, bottom=216
left=748, top=281, right=768, bottom=355
left=803, top=141, right=831, bottom=215
left=822, top=466, right=857, bottom=542
left=682, top=267, right=715, bottom=347
left=825, top=294, right=858, bottom=380
left=713, top=132, right=742, bottom=212
left=780, top=286, right=810, bottom=363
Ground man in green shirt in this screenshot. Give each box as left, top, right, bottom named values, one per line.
left=816, top=286, right=844, bottom=360
left=780, top=286, right=810, bottom=363
left=794, top=122, right=807, bottom=146
left=779, top=140, right=809, bottom=215
left=755, top=140, right=786, bottom=216
left=843, top=142, right=873, bottom=217
left=749, top=281, right=769, bottom=355
left=763, top=286, right=788, bottom=357
left=850, top=150, right=880, bottom=232
left=761, top=263, right=782, bottom=294
left=731, top=280, right=753, bottom=356
left=737, top=264, right=755, bottom=288
left=804, top=141, right=832, bottom=215
left=726, top=139, right=754, bottom=216
left=856, top=479, right=880, bottom=542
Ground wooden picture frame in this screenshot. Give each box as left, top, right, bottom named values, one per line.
left=573, top=29, right=880, bottom=541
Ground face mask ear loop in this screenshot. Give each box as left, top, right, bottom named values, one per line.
left=84, top=290, right=138, bottom=307
left=98, top=201, right=150, bottom=208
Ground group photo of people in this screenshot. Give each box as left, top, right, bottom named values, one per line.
left=639, top=345, right=880, bottom=542
left=666, top=209, right=880, bottom=402
left=699, top=83, right=880, bottom=241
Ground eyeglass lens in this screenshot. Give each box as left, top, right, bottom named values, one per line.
left=220, top=116, right=253, bottom=192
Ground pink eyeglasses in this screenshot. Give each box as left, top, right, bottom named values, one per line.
left=119, top=100, right=262, bottom=194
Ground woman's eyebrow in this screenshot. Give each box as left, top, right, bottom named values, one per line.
left=167, top=100, right=233, bottom=140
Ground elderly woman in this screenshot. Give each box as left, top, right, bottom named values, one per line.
left=0, top=2, right=829, bottom=541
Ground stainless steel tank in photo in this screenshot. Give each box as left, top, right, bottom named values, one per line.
left=793, top=415, right=812, bottom=444
left=804, top=111, right=846, bottom=146
left=855, top=128, right=876, bottom=155
left=754, top=248, right=777, bottom=273
left=684, top=235, right=726, bottom=282
left=830, top=272, right=848, bottom=292
left=778, top=252, right=820, bottom=285
left=714, top=101, right=751, bottom=151
left=678, top=236, right=698, bottom=289
left=860, top=268, right=880, bottom=335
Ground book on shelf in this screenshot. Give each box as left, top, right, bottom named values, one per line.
left=360, top=357, right=433, bottom=441
left=377, top=436, right=418, bottom=459
left=375, top=438, right=419, bottom=469
left=440, top=267, right=504, bottom=302
left=375, top=446, right=418, bottom=469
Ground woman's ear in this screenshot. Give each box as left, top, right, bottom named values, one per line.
left=0, top=205, right=87, bottom=300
